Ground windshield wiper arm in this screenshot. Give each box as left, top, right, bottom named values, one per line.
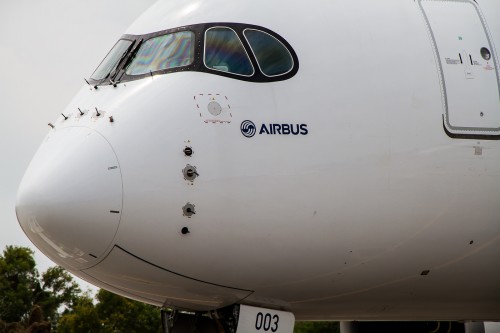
left=111, top=39, right=144, bottom=84
left=109, top=40, right=137, bottom=79
left=94, top=40, right=137, bottom=88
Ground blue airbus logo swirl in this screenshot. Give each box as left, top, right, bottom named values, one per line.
left=240, top=120, right=256, bottom=138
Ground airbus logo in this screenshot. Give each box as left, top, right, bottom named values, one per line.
left=240, top=120, right=308, bottom=138
left=240, top=120, right=257, bottom=138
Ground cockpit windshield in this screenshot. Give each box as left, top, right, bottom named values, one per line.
left=204, top=27, right=254, bottom=76
left=126, top=31, right=195, bottom=76
left=88, top=23, right=298, bottom=85
left=90, top=39, right=133, bottom=80
left=244, top=29, right=294, bottom=77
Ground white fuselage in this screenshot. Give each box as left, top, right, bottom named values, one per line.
left=16, top=0, right=500, bottom=321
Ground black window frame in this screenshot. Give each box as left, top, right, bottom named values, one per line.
left=87, top=23, right=299, bottom=86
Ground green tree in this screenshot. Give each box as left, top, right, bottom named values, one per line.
left=34, top=266, right=81, bottom=321
left=0, top=246, right=39, bottom=323
left=57, top=294, right=100, bottom=333
left=0, top=246, right=81, bottom=329
left=293, top=321, right=340, bottom=333
left=58, top=290, right=161, bottom=333
left=25, top=306, right=50, bottom=333
left=96, top=290, right=161, bottom=333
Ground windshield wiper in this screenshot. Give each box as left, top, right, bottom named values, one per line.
left=111, top=39, right=144, bottom=85
left=94, top=40, right=137, bottom=88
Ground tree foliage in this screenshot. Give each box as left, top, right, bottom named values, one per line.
left=97, top=290, right=161, bottom=333
left=0, top=246, right=81, bottom=331
left=57, top=294, right=100, bottom=333
left=34, top=266, right=81, bottom=321
left=293, top=321, right=340, bottom=333
left=0, top=246, right=39, bottom=323
left=58, top=290, right=161, bottom=333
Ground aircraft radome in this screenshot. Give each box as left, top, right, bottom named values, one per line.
left=16, top=0, right=500, bottom=332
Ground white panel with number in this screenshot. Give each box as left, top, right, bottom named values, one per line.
left=236, top=305, right=295, bottom=333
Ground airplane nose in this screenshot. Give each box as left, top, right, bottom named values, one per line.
left=16, top=127, right=122, bottom=270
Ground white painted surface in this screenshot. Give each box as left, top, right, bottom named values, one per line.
left=485, top=322, right=500, bottom=333
left=15, top=0, right=500, bottom=321
left=420, top=0, right=500, bottom=133
left=237, top=305, right=295, bottom=333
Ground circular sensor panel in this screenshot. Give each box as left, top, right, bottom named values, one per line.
left=207, top=101, right=222, bottom=116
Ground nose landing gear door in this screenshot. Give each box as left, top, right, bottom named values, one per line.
left=418, top=0, right=500, bottom=139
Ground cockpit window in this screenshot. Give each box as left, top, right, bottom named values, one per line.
left=126, top=31, right=195, bottom=76
left=88, top=23, right=298, bottom=85
left=91, top=39, right=133, bottom=80
left=204, top=27, right=254, bottom=76
left=244, top=29, right=294, bottom=77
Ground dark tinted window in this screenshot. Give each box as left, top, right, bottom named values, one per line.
left=204, top=27, right=254, bottom=76
left=244, top=29, right=293, bottom=76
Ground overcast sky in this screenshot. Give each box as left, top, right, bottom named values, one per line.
left=0, top=0, right=156, bottom=291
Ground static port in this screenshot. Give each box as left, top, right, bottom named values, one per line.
left=480, top=47, right=491, bottom=61
left=183, top=165, right=199, bottom=181
left=184, top=147, right=193, bottom=156
left=182, top=203, right=196, bottom=217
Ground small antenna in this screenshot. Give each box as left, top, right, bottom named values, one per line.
left=61, top=113, right=68, bottom=120
left=48, top=123, right=55, bottom=129
left=78, top=108, right=84, bottom=116
left=95, top=107, right=101, bottom=117
left=84, top=78, right=91, bottom=86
